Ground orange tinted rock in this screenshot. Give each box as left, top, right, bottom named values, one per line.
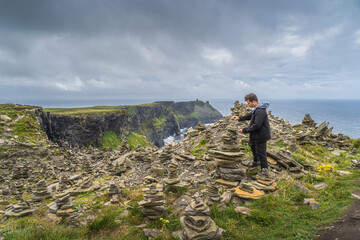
left=267, top=157, right=277, bottom=165
left=257, top=179, right=276, bottom=186
left=233, top=187, right=264, bottom=200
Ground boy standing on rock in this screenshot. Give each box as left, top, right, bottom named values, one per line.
left=231, top=93, right=271, bottom=175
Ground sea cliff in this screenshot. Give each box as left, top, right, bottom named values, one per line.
left=40, top=100, right=222, bottom=148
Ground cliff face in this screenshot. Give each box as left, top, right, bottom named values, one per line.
left=174, top=100, right=223, bottom=128
left=39, top=101, right=222, bottom=148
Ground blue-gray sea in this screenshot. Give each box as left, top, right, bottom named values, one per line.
left=211, top=99, right=360, bottom=139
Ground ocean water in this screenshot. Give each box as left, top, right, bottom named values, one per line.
left=210, top=99, right=360, bottom=139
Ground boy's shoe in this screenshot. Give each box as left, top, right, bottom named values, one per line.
left=257, top=168, right=272, bottom=181
left=251, top=161, right=261, bottom=168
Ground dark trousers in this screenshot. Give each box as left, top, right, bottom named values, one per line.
left=249, top=141, right=268, bottom=169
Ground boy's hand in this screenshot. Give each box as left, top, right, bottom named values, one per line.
left=238, top=129, right=243, bottom=133
left=231, top=116, right=239, bottom=120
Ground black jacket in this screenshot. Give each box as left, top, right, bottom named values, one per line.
left=238, top=107, right=271, bottom=142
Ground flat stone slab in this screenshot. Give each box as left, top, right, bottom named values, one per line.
left=294, top=181, right=312, bottom=193
left=233, top=187, right=264, bottom=200
left=208, top=150, right=244, bottom=159
left=234, top=206, right=251, bottom=215
left=338, top=170, right=351, bottom=176
left=216, top=179, right=239, bottom=187
left=5, top=209, right=35, bottom=217
left=314, top=182, right=328, bottom=190
left=69, top=181, right=100, bottom=196
left=351, top=191, right=360, bottom=200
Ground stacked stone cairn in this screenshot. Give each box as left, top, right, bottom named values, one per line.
left=195, top=121, right=206, bottom=131
left=164, top=159, right=187, bottom=192
left=1, top=181, right=11, bottom=199
left=31, top=179, right=51, bottom=202
left=295, top=115, right=352, bottom=149
left=209, top=125, right=246, bottom=187
left=50, top=191, right=79, bottom=225
left=203, top=183, right=222, bottom=206
left=139, top=176, right=165, bottom=219
left=83, top=160, right=93, bottom=175
left=70, top=176, right=100, bottom=196
left=14, top=181, right=24, bottom=200
left=233, top=180, right=264, bottom=201
left=253, top=172, right=277, bottom=192
left=131, top=146, right=149, bottom=162
left=58, top=173, right=70, bottom=191
left=159, top=148, right=173, bottom=163
left=108, top=181, right=121, bottom=204
left=12, top=164, right=29, bottom=179
left=178, top=193, right=225, bottom=240
left=351, top=160, right=360, bottom=170
left=5, top=197, right=34, bottom=217
left=302, top=114, right=316, bottom=127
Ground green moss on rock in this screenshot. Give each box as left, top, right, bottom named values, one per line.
left=100, top=131, right=122, bottom=149
left=153, top=117, right=166, bottom=130
left=127, top=132, right=149, bottom=150
left=12, top=116, right=42, bottom=144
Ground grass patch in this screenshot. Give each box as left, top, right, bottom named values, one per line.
left=210, top=170, right=360, bottom=239
left=12, top=115, right=43, bottom=143
left=153, top=117, right=167, bottom=131
left=191, top=138, right=208, bottom=158
left=2, top=217, right=84, bottom=240
left=100, top=131, right=122, bottom=149
left=275, top=140, right=284, bottom=147
left=87, top=207, right=122, bottom=236
left=126, top=132, right=148, bottom=151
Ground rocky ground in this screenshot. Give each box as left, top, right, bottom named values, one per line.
left=0, top=102, right=359, bottom=239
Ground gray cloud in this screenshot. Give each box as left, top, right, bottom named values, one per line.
left=0, top=0, right=360, bottom=106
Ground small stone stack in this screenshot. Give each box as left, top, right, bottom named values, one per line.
left=51, top=191, right=73, bottom=215
left=12, top=165, right=29, bottom=179
left=108, top=181, right=121, bottom=204
left=195, top=121, right=206, bottom=131
left=351, top=160, right=360, bottom=170
left=5, top=199, right=34, bottom=217
left=14, top=181, right=24, bottom=200
left=178, top=196, right=225, bottom=240
left=31, top=179, right=52, bottom=202
left=50, top=191, right=79, bottom=225
left=159, top=148, right=172, bottom=162
left=253, top=173, right=277, bottom=192
left=302, top=114, right=316, bottom=127
left=1, top=181, right=11, bottom=199
left=209, top=125, right=246, bottom=187
left=70, top=176, right=100, bottom=196
left=139, top=176, right=166, bottom=219
left=105, top=162, right=115, bottom=174
left=83, top=161, right=93, bottom=175
left=58, top=173, right=70, bottom=191
left=203, top=183, right=221, bottom=206
left=233, top=180, right=264, bottom=200
left=164, top=159, right=187, bottom=192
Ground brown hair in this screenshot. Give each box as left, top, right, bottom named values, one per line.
left=244, top=93, right=258, bottom=102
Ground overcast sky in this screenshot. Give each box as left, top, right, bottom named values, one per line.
left=0, top=0, right=360, bottom=106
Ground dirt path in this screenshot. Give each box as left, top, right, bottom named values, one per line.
left=317, top=189, right=360, bottom=240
